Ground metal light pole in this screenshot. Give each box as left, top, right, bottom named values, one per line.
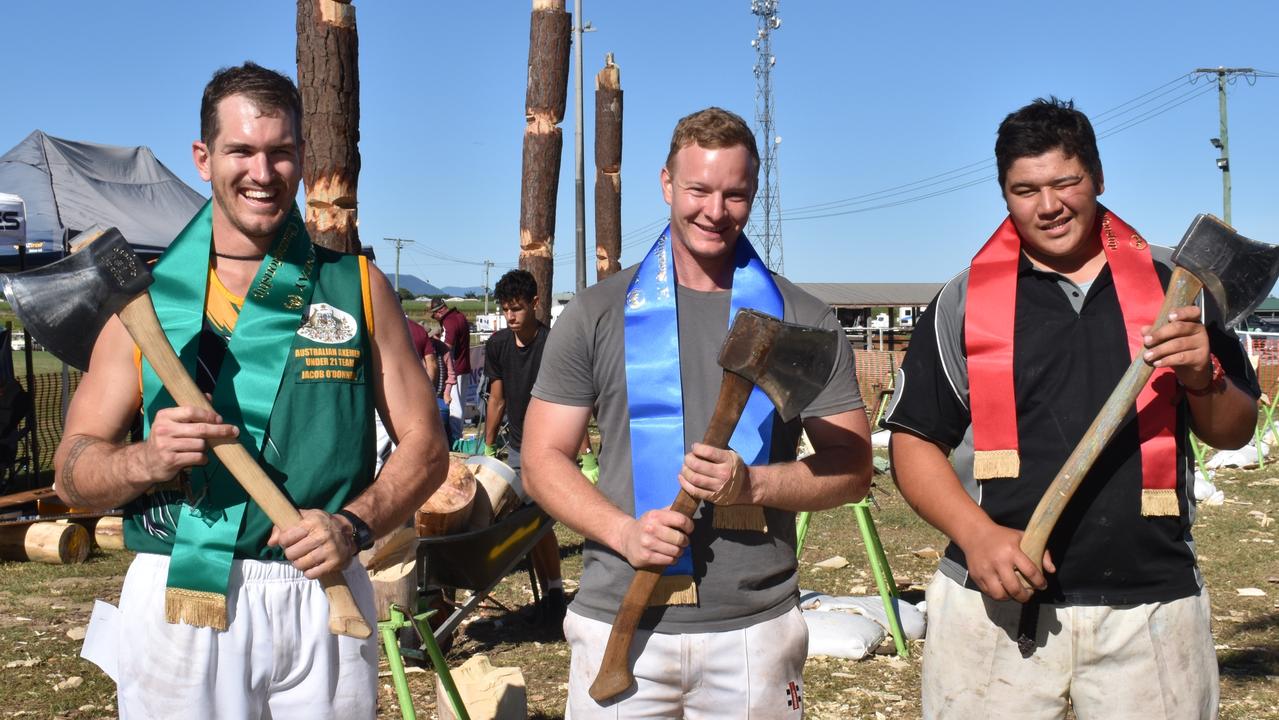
left=572, top=0, right=594, bottom=292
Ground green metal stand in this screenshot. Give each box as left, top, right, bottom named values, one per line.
left=1188, top=433, right=1212, bottom=478
left=796, top=497, right=909, bottom=658
left=1254, top=398, right=1279, bottom=469
left=379, top=604, right=470, bottom=720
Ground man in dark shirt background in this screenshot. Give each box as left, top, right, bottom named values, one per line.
left=484, top=269, right=565, bottom=625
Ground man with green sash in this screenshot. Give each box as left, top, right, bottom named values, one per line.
left=522, top=107, right=873, bottom=718
left=53, top=63, right=447, bottom=719
left=883, top=98, right=1259, bottom=718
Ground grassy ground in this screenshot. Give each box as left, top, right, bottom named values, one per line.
left=1, top=458, right=1276, bottom=718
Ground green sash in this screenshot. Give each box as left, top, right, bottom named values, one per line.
left=141, top=201, right=317, bottom=630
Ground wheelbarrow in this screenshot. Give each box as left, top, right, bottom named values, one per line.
left=400, top=502, right=556, bottom=661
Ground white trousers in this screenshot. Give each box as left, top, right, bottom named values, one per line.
left=448, top=372, right=473, bottom=439
left=563, top=606, right=809, bottom=719
left=922, top=572, right=1218, bottom=720
left=82, top=552, right=378, bottom=720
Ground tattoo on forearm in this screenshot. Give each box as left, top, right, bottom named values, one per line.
left=59, top=435, right=102, bottom=507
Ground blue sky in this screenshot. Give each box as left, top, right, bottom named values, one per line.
left=5, top=2, right=1277, bottom=293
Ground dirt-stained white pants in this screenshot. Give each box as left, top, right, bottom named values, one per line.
left=82, top=552, right=378, bottom=720
left=563, top=606, right=809, bottom=719
left=922, top=572, right=1218, bottom=720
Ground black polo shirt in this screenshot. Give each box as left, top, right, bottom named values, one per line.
left=883, top=248, right=1259, bottom=604
left=484, top=324, right=549, bottom=451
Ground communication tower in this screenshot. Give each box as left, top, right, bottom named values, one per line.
left=749, top=0, right=784, bottom=272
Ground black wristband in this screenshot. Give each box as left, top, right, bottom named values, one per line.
left=334, top=509, right=374, bottom=553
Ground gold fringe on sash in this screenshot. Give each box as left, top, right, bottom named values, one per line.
left=1140, top=488, right=1180, bottom=517
left=649, top=574, right=699, bottom=606
left=973, top=449, right=1020, bottom=480
left=165, top=588, right=229, bottom=631
left=713, top=504, right=768, bottom=532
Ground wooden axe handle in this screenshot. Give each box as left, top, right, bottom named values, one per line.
left=117, top=293, right=372, bottom=639
left=1017, top=267, right=1203, bottom=588
left=589, top=372, right=754, bottom=702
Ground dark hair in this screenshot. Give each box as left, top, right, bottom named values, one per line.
left=494, top=269, right=538, bottom=304
left=995, top=97, right=1102, bottom=190
left=200, top=62, right=302, bottom=147
left=666, top=107, right=760, bottom=174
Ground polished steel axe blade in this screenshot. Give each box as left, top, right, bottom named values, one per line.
left=2, top=225, right=152, bottom=370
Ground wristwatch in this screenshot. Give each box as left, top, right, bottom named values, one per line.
left=334, top=509, right=374, bottom=554
left=1183, top=354, right=1226, bottom=397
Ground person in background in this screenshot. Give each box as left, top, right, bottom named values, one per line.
left=431, top=296, right=473, bottom=440
left=483, top=269, right=566, bottom=626
left=883, top=97, right=1259, bottom=719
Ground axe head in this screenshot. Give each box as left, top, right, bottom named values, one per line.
left=718, top=309, right=840, bottom=421
left=2, top=225, right=152, bottom=371
left=1172, top=214, right=1279, bottom=329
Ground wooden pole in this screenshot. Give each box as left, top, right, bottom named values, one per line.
left=593, top=53, right=622, bottom=281
left=520, top=0, right=571, bottom=323
left=297, top=0, right=362, bottom=253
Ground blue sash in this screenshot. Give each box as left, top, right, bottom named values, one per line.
left=622, top=227, right=781, bottom=602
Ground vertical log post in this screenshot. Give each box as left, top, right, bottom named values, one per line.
left=520, top=0, right=571, bottom=323
left=297, top=0, right=362, bottom=253
left=593, top=53, right=623, bottom=281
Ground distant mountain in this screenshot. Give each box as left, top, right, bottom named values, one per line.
left=390, top=273, right=443, bottom=297
left=387, top=274, right=489, bottom=299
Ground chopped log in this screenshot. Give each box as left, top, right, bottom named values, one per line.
left=363, top=527, right=416, bottom=622
left=519, top=0, right=571, bottom=324
left=594, top=53, right=623, bottom=280
left=437, top=655, right=526, bottom=720
left=297, top=0, right=362, bottom=253
left=0, top=521, right=90, bottom=564
left=416, top=457, right=478, bottom=537
left=93, top=516, right=124, bottom=550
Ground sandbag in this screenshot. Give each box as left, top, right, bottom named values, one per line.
left=801, top=609, right=885, bottom=660
left=799, top=589, right=926, bottom=641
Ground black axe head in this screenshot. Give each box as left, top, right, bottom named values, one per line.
left=2, top=226, right=152, bottom=371
left=717, top=309, right=840, bottom=421
left=1172, top=214, right=1279, bottom=329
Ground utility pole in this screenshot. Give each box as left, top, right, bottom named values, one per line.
left=1194, top=67, right=1254, bottom=226
left=386, top=237, right=414, bottom=294
left=572, top=0, right=595, bottom=292
left=482, top=260, right=495, bottom=316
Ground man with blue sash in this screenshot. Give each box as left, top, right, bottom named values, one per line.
left=53, top=63, right=447, bottom=719
left=523, top=107, right=873, bottom=718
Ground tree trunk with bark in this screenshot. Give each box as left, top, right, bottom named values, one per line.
left=297, top=0, right=361, bottom=253
left=594, top=53, right=623, bottom=281
left=519, top=0, right=571, bottom=323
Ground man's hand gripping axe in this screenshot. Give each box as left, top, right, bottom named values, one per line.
left=1019, top=215, right=1279, bottom=588
left=588, top=309, right=840, bottom=702
left=3, top=226, right=372, bottom=639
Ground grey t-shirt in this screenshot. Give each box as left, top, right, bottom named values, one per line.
left=532, top=265, right=862, bottom=633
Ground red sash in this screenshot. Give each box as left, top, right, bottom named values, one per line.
left=965, top=209, right=1180, bottom=516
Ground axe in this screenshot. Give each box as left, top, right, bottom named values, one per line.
left=1019, top=214, right=1279, bottom=584
left=3, top=226, right=372, bottom=639
left=589, top=308, right=839, bottom=702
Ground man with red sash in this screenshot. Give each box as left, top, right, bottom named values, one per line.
left=522, top=107, right=873, bottom=718
left=883, top=98, right=1259, bottom=718
left=53, top=63, right=447, bottom=718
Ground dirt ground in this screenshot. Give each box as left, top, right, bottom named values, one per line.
left=1, top=462, right=1276, bottom=719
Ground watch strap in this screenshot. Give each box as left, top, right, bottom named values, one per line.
left=334, top=509, right=374, bottom=553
